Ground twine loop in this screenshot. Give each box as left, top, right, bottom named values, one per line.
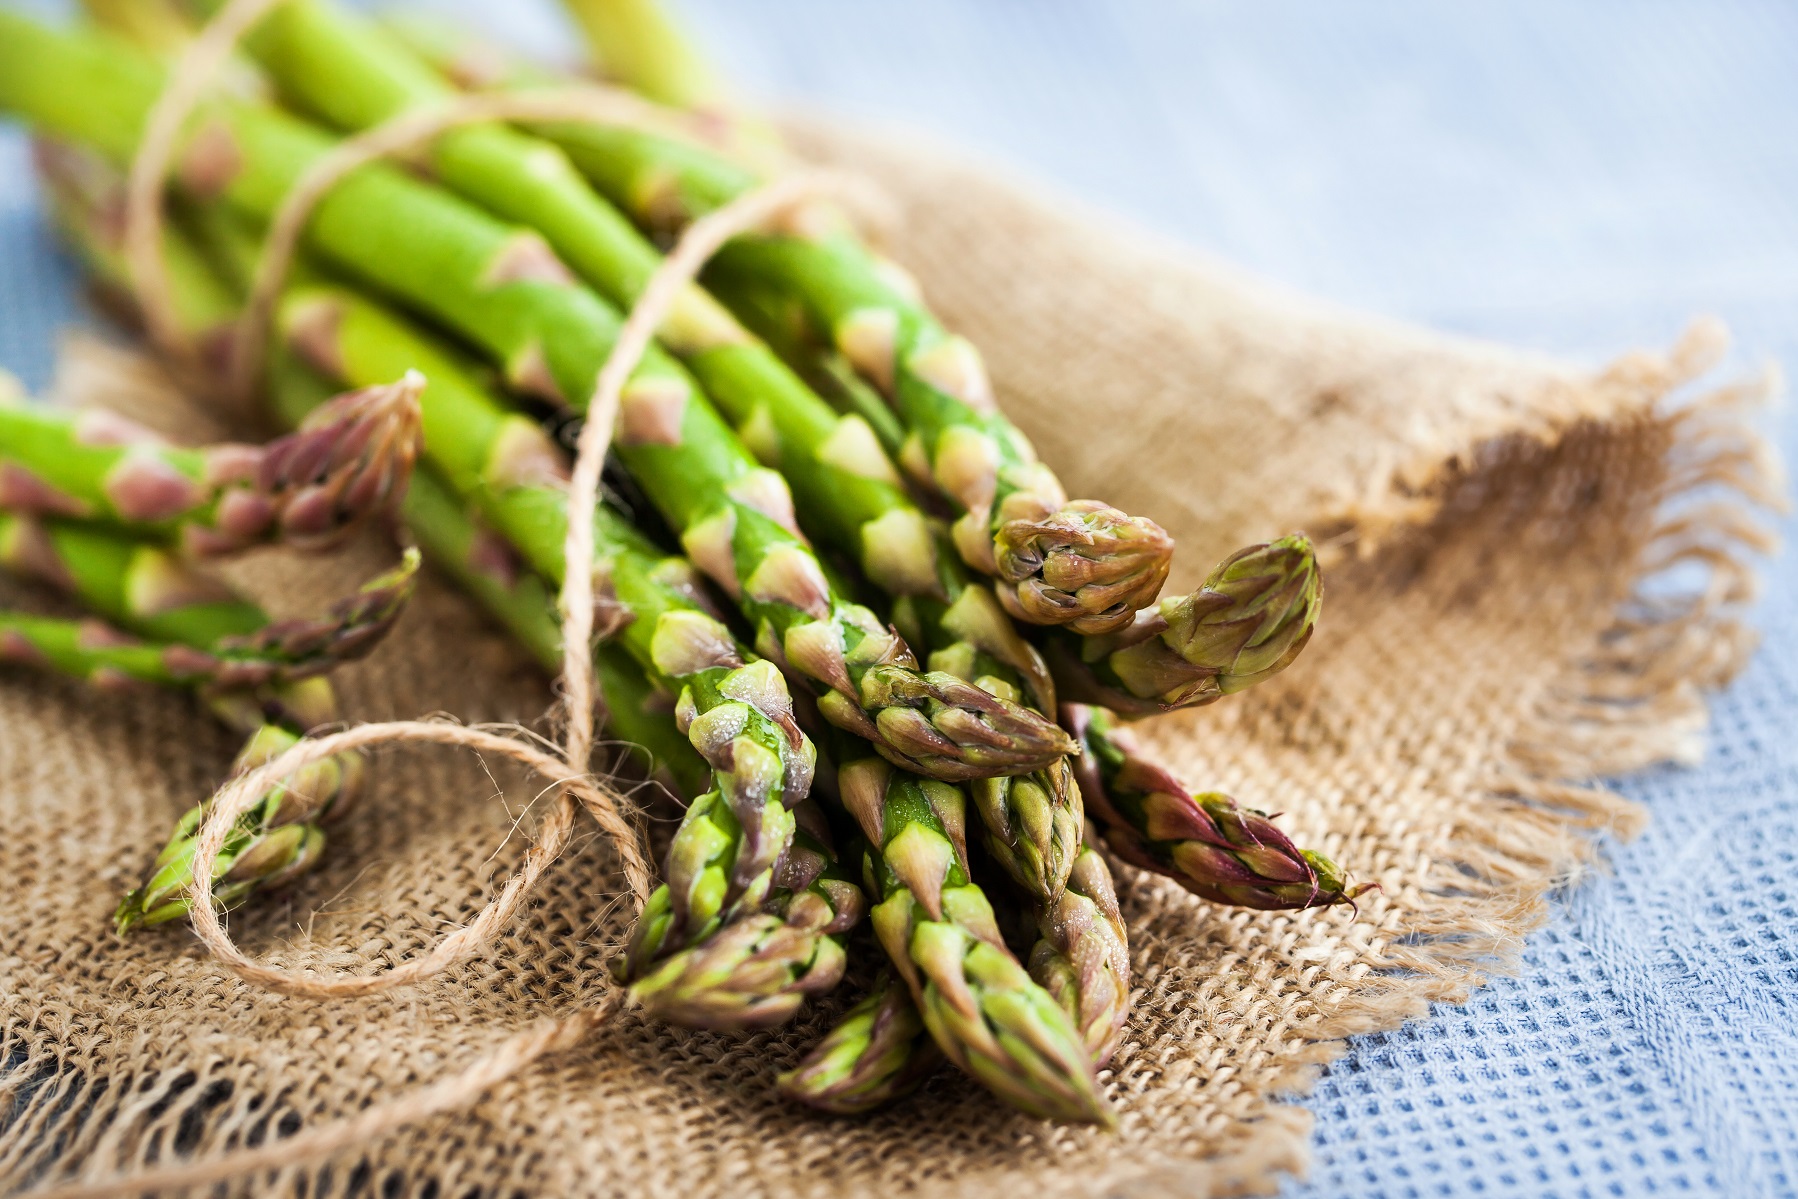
left=70, top=0, right=889, bottom=1189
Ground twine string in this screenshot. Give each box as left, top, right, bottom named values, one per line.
left=73, top=0, right=885, bottom=1189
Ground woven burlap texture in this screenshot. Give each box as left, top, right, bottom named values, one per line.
left=0, top=119, right=1780, bottom=1198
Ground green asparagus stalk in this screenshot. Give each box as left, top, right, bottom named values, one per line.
left=0, top=509, right=419, bottom=689
left=0, top=548, right=380, bottom=937
left=0, top=374, right=421, bottom=557
left=1048, top=535, right=1322, bottom=716
left=837, top=756, right=1112, bottom=1125
left=76, top=0, right=196, bottom=58
left=778, top=970, right=942, bottom=1114
left=1065, top=704, right=1368, bottom=910
left=32, top=136, right=240, bottom=365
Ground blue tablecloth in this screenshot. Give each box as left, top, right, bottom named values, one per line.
left=3, top=3, right=1795, bottom=1195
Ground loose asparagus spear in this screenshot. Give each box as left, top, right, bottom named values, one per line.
left=1048, top=536, right=1322, bottom=717
left=0, top=375, right=421, bottom=557
left=113, top=677, right=360, bottom=933
left=0, top=531, right=413, bottom=935
left=0, top=509, right=418, bottom=688
left=837, top=756, right=1112, bottom=1125
left=1064, top=704, right=1368, bottom=910
left=778, top=970, right=942, bottom=1115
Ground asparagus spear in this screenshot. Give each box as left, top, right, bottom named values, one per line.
left=0, top=375, right=421, bottom=557
left=0, top=514, right=389, bottom=934
left=1065, top=704, right=1368, bottom=910
left=0, top=534, right=412, bottom=936
left=33, top=136, right=240, bottom=364
left=113, top=677, right=360, bottom=933
left=626, top=800, right=864, bottom=1030
left=0, top=509, right=418, bottom=688
left=1048, top=535, right=1322, bottom=717
left=778, top=970, right=942, bottom=1115
left=837, top=756, right=1112, bottom=1125
left=561, top=0, right=722, bottom=110
left=1026, top=844, right=1131, bottom=1066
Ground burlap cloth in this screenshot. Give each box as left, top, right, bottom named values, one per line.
left=0, top=119, right=1781, bottom=1198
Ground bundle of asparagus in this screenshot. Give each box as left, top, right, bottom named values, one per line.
left=0, top=0, right=1370, bottom=1126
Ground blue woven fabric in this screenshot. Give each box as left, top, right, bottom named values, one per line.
left=2, top=2, right=1794, bottom=1195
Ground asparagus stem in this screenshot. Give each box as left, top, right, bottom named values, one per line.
left=1047, top=535, right=1322, bottom=716
left=1065, top=704, right=1369, bottom=910
left=559, top=0, right=722, bottom=110
left=34, top=137, right=240, bottom=362
left=0, top=536, right=379, bottom=936
left=0, top=375, right=420, bottom=557
left=837, top=756, right=1113, bottom=1125
left=778, top=970, right=942, bottom=1115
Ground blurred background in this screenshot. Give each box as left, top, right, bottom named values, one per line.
left=2, top=2, right=1796, bottom=1195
